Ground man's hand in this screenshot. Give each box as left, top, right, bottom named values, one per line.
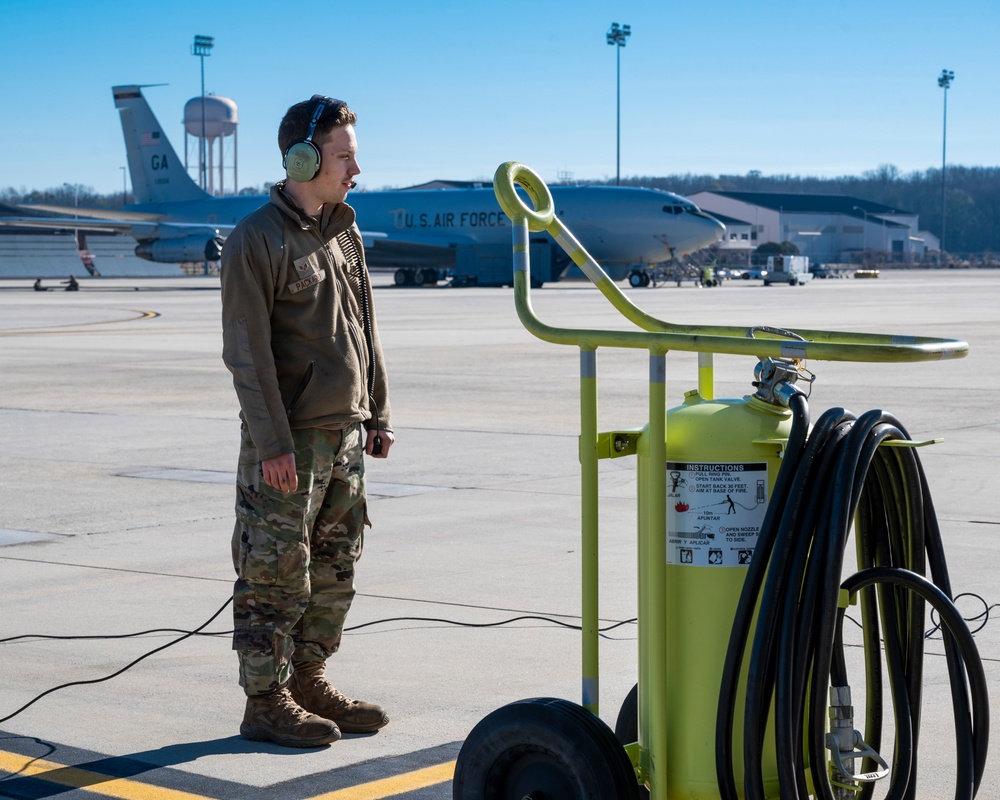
left=262, top=452, right=298, bottom=494
left=366, top=429, right=394, bottom=458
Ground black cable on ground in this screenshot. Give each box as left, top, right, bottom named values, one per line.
left=0, top=607, right=637, bottom=724
left=0, top=595, right=233, bottom=725
left=716, top=395, right=990, bottom=800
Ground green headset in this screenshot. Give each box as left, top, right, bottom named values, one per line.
left=282, top=95, right=341, bottom=182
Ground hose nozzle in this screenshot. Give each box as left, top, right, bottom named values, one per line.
left=752, top=357, right=814, bottom=407
left=826, top=685, right=890, bottom=797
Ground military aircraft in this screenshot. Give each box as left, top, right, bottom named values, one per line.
left=2, top=85, right=724, bottom=286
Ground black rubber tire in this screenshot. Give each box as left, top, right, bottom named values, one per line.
left=454, top=697, right=639, bottom=800
left=613, top=683, right=639, bottom=745
left=614, top=684, right=650, bottom=799
left=629, top=271, right=644, bottom=288
left=394, top=269, right=411, bottom=286
left=640, top=272, right=651, bottom=287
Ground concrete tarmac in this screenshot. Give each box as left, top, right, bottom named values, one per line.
left=1, top=269, right=998, bottom=799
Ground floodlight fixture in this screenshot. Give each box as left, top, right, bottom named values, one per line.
left=192, top=35, right=214, bottom=56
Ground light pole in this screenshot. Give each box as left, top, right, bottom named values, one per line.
left=191, top=35, right=214, bottom=192
left=938, top=69, right=954, bottom=254
left=606, top=22, right=631, bottom=186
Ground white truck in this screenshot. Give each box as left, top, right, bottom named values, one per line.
left=764, top=255, right=813, bottom=286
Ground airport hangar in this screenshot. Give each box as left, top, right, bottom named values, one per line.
left=691, top=190, right=939, bottom=264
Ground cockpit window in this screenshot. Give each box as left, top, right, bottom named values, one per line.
left=663, top=205, right=685, bottom=215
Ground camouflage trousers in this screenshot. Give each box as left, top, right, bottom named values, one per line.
left=231, top=423, right=368, bottom=696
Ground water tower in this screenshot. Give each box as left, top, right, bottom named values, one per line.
left=184, top=94, right=239, bottom=196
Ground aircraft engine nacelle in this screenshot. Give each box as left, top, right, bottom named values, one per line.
left=134, top=235, right=225, bottom=263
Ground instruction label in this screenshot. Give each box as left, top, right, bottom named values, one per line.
left=666, top=462, right=768, bottom=567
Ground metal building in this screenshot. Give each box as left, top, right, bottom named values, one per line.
left=689, top=191, right=937, bottom=263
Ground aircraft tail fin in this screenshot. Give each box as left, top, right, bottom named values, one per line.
left=113, top=85, right=209, bottom=205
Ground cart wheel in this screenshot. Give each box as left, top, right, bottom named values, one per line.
left=613, top=683, right=638, bottom=744
left=394, top=269, right=412, bottom=286
left=629, top=271, right=645, bottom=288
left=614, top=684, right=650, bottom=799
left=454, top=697, right=639, bottom=800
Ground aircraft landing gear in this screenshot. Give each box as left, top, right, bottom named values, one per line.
left=414, top=268, right=439, bottom=285
left=394, top=268, right=440, bottom=286
left=628, top=269, right=650, bottom=288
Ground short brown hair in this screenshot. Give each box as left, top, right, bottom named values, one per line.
left=278, top=97, right=357, bottom=154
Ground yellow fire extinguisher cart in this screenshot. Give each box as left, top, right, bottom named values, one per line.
left=451, top=162, right=980, bottom=800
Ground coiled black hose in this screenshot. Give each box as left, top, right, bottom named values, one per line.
left=716, top=395, right=990, bottom=800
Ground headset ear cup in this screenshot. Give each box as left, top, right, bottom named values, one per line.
left=284, top=140, right=321, bottom=182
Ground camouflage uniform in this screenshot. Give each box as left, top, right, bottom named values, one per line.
left=232, top=422, right=368, bottom=696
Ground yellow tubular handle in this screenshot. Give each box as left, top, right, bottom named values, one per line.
left=493, top=162, right=969, bottom=363
left=493, top=162, right=555, bottom=232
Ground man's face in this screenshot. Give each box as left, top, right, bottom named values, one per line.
left=314, top=123, right=360, bottom=204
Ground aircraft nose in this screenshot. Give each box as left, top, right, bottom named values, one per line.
left=679, top=210, right=725, bottom=253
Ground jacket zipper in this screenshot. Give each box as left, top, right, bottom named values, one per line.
left=286, top=360, right=315, bottom=417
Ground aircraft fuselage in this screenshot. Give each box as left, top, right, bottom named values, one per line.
left=137, top=184, right=723, bottom=268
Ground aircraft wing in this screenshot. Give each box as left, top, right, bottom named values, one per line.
left=362, top=229, right=476, bottom=251
left=359, top=229, right=479, bottom=271
left=14, top=202, right=162, bottom=222
left=0, top=215, right=236, bottom=238
left=0, top=201, right=166, bottom=237
left=0, top=215, right=136, bottom=234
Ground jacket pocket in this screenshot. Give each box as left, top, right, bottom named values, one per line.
left=285, top=361, right=315, bottom=417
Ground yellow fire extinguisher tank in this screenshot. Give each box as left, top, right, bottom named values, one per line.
left=637, top=388, right=792, bottom=798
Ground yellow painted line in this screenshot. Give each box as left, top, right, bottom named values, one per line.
left=0, top=748, right=209, bottom=799
left=310, top=760, right=455, bottom=800
left=0, top=748, right=454, bottom=800
left=0, top=308, right=159, bottom=335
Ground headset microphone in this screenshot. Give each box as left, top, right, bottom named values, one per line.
left=349, top=181, right=357, bottom=189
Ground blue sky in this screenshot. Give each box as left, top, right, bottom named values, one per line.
left=1, top=0, right=997, bottom=196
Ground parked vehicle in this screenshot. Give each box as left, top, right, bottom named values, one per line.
left=763, top=255, right=813, bottom=286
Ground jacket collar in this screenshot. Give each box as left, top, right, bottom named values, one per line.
left=270, top=181, right=356, bottom=236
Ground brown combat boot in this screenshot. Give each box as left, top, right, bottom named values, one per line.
left=289, top=660, right=389, bottom=733
left=240, top=686, right=342, bottom=747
